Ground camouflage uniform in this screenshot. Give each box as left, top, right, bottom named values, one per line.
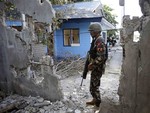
left=88, top=36, right=106, bottom=106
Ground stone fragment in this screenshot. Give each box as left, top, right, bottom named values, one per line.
left=34, top=101, right=51, bottom=107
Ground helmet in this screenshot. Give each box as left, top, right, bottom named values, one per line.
left=88, top=23, right=102, bottom=31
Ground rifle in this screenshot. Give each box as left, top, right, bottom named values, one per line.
left=82, top=59, right=89, bottom=79
left=80, top=58, right=90, bottom=86
left=80, top=77, right=83, bottom=86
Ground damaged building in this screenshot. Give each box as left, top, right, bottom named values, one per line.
left=0, top=0, right=150, bottom=113
left=118, top=0, right=150, bottom=113
left=0, top=0, right=63, bottom=101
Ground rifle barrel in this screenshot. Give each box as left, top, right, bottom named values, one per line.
left=80, top=78, right=83, bottom=86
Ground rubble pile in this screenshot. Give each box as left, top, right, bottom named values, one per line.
left=0, top=94, right=85, bottom=113
left=0, top=46, right=122, bottom=113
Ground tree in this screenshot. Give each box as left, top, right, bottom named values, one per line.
left=103, top=5, right=118, bottom=38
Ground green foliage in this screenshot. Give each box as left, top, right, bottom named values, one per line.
left=0, top=1, right=15, bottom=11
left=0, top=1, right=15, bottom=17
left=103, top=5, right=118, bottom=26
left=4, top=2, right=15, bottom=10
left=49, top=0, right=67, bottom=5
left=103, top=5, right=118, bottom=37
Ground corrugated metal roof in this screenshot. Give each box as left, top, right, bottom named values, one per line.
left=53, top=1, right=103, bottom=19
left=90, top=18, right=115, bottom=31
left=100, top=18, right=116, bottom=30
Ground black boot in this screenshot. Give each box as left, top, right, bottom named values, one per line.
left=95, top=100, right=101, bottom=107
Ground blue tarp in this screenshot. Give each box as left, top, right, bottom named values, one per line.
left=6, top=21, right=23, bottom=26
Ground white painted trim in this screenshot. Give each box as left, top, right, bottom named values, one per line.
left=71, top=43, right=80, bottom=46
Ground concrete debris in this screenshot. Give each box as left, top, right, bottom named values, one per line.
left=0, top=95, right=64, bottom=113
left=0, top=46, right=122, bottom=113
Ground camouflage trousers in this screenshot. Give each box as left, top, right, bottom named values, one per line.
left=90, top=67, right=103, bottom=103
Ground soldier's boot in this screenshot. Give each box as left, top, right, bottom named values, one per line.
left=86, top=98, right=96, bottom=105
left=95, top=100, right=101, bottom=107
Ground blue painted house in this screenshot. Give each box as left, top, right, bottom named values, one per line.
left=53, top=1, right=115, bottom=59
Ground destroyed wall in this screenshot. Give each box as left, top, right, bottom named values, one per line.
left=118, top=16, right=140, bottom=113
left=11, top=0, right=54, bottom=24
left=0, top=0, right=63, bottom=101
left=32, top=44, right=47, bottom=61
left=118, top=0, right=150, bottom=113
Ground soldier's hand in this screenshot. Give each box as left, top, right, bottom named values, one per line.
left=88, top=63, right=93, bottom=71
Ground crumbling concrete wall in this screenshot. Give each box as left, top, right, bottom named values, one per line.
left=0, top=25, right=11, bottom=93
left=136, top=20, right=150, bottom=113
left=118, top=0, right=150, bottom=113
left=0, top=0, right=63, bottom=101
left=118, top=16, right=140, bottom=113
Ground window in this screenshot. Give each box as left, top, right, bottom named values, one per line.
left=63, top=29, right=80, bottom=46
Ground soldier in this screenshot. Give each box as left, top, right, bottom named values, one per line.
left=86, top=23, right=106, bottom=108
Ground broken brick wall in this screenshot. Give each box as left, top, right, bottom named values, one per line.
left=0, top=0, right=63, bottom=101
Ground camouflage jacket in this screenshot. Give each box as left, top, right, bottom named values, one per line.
left=88, top=36, right=106, bottom=66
